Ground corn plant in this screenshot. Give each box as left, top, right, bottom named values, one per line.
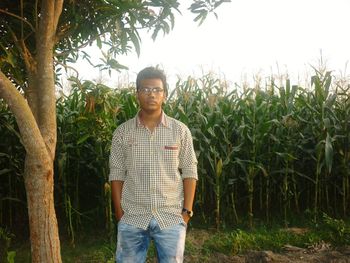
left=55, top=77, right=135, bottom=244
left=0, top=102, right=26, bottom=232
left=334, top=79, right=350, bottom=216
left=1, top=69, right=350, bottom=239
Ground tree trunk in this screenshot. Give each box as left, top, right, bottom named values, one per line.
left=0, top=74, right=63, bottom=262
left=0, top=1, right=64, bottom=260
left=24, top=155, right=61, bottom=263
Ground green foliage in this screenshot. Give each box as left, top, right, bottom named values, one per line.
left=189, top=0, right=230, bottom=25
left=0, top=0, right=229, bottom=88
left=11, top=221, right=350, bottom=261
left=202, top=227, right=313, bottom=255
left=1, top=69, right=350, bottom=243
left=7, top=251, right=16, bottom=263
left=55, top=77, right=133, bottom=244
left=0, top=101, right=26, bottom=233
left=320, top=213, right=350, bottom=245
left=0, top=228, right=16, bottom=263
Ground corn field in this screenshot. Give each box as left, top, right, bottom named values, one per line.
left=1, top=69, right=350, bottom=241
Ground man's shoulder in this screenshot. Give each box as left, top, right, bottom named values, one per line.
left=165, top=115, right=190, bottom=132
left=113, top=117, right=136, bottom=134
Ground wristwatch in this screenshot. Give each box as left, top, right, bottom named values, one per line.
left=182, top=208, right=193, bottom=217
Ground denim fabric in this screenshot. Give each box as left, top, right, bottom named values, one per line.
left=116, top=218, right=187, bottom=263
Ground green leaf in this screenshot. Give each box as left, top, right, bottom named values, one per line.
left=96, top=36, right=102, bottom=49
left=325, top=132, right=333, bottom=173
left=107, top=59, right=129, bottom=71
left=323, top=117, right=331, bottom=129
left=0, top=169, right=12, bottom=176
left=7, top=250, right=16, bottom=263
left=216, top=158, right=223, bottom=177
left=77, top=134, right=91, bottom=145
left=129, top=32, right=141, bottom=57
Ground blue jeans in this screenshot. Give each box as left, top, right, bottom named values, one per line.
left=116, top=218, right=187, bottom=263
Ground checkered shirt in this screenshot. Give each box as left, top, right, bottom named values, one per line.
left=109, top=112, right=198, bottom=230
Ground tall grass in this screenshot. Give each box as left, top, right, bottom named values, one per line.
left=1, top=69, right=350, bottom=242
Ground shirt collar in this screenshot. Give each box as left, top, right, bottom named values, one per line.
left=135, top=111, right=169, bottom=128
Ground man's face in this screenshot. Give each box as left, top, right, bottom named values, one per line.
left=137, top=78, right=166, bottom=113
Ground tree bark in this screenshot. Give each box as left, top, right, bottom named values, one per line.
left=25, top=154, right=61, bottom=263
left=0, top=72, right=62, bottom=263
left=0, top=0, right=64, bottom=261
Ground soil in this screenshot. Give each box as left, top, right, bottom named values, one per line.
left=184, top=229, right=350, bottom=263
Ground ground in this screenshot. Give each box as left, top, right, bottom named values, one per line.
left=12, top=227, right=350, bottom=262
left=182, top=229, right=350, bottom=263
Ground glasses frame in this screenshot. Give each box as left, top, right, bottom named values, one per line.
left=138, top=87, right=164, bottom=94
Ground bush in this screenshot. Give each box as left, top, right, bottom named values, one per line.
left=0, top=227, right=15, bottom=263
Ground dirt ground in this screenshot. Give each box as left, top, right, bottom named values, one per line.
left=184, top=229, right=350, bottom=263
left=194, top=248, right=350, bottom=263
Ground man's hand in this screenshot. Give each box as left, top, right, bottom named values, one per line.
left=115, top=209, right=124, bottom=222
left=182, top=211, right=191, bottom=224
left=111, top=180, right=124, bottom=222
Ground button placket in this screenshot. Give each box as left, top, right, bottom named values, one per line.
left=149, top=133, right=157, bottom=214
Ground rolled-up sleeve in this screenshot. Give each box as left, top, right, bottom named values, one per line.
left=109, top=126, right=126, bottom=182
left=179, top=126, right=198, bottom=180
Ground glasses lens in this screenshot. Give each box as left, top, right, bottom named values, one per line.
left=140, top=88, right=163, bottom=93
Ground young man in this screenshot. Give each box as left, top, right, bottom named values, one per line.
left=109, top=67, right=198, bottom=263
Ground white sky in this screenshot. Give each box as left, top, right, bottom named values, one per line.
left=73, top=0, right=350, bottom=88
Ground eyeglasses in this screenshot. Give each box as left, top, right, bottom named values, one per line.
left=139, top=87, right=164, bottom=94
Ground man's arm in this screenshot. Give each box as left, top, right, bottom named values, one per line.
left=109, top=126, right=126, bottom=222
left=178, top=125, right=198, bottom=223
left=182, top=178, right=196, bottom=223
left=111, top=180, right=124, bottom=221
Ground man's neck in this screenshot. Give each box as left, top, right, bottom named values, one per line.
left=139, top=109, right=162, bottom=131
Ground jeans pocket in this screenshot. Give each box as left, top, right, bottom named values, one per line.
left=180, top=221, right=187, bottom=228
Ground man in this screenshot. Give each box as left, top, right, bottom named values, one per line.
left=109, top=66, right=198, bottom=263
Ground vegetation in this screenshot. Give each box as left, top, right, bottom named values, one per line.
left=0, top=227, right=15, bottom=263
left=1, top=68, right=350, bottom=250
left=0, top=1, right=228, bottom=261
left=10, top=216, right=350, bottom=262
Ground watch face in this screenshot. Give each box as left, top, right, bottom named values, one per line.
left=183, top=208, right=193, bottom=217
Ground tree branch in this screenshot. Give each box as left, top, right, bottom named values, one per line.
left=35, top=0, right=39, bottom=29
left=54, top=61, right=79, bottom=78
left=53, top=0, right=64, bottom=31
left=0, top=71, right=48, bottom=159
left=5, top=25, right=39, bottom=120
left=35, top=0, right=60, bottom=161
left=6, top=24, right=36, bottom=75
left=55, top=31, right=106, bottom=57
left=0, top=8, right=36, bottom=33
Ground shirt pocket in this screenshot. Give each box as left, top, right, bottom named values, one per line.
left=160, top=143, right=179, bottom=169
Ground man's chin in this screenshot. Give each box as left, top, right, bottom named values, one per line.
left=142, top=107, right=161, bottom=113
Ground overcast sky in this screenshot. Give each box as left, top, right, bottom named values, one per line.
left=73, top=0, right=350, bottom=88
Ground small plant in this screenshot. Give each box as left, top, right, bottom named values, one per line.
left=321, top=213, right=350, bottom=245
left=0, top=227, right=16, bottom=263
left=202, top=225, right=316, bottom=257
left=230, top=229, right=258, bottom=254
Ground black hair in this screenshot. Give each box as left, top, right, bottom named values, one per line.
left=136, top=66, right=168, bottom=95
